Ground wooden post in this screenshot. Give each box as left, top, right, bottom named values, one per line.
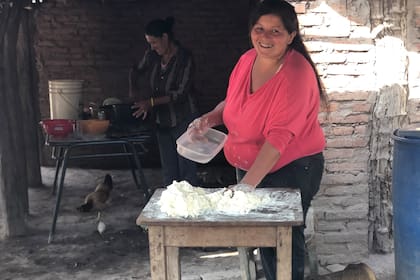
left=0, top=0, right=41, bottom=238
left=17, top=5, right=42, bottom=190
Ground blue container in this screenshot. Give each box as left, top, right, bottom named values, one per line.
left=391, top=129, right=420, bottom=280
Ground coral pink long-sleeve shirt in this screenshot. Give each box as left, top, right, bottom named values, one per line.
left=223, top=48, right=325, bottom=172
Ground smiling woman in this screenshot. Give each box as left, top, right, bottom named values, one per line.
left=184, top=0, right=326, bottom=279
left=249, top=14, right=296, bottom=92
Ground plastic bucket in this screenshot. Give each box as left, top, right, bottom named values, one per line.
left=391, top=129, right=420, bottom=280
left=49, top=80, right=83, bottom=119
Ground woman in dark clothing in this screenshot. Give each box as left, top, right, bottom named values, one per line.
left=130, top=17, right=199, bottom=186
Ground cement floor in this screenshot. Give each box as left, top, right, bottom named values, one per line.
left=0, top=167, right=395, bottom=280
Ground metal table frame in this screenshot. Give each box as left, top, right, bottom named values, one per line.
left=45, top=134, right=152, bottom=243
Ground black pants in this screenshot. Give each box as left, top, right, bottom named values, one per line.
left=236, top=152, right=324, bottom=280
left=156, top=116, right=199, bottom=186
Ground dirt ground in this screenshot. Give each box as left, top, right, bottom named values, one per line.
left=0, top=167, right=395, bottom=280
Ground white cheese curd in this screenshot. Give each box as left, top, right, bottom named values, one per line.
left=209, top=188, right=265, bottom=214
left=159, top=180, right=268, bottom=218
left=158, top=181, right=212, bottom=218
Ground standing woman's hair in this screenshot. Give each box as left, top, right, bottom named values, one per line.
left=249, top=0, right=326, bottom=101
left=145, top=17, right=175, bottom=41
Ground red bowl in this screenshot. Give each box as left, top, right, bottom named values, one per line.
left=40, top=119, right=75, bottom=138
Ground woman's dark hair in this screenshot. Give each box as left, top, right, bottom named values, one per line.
left=249, top=0, right=326, bottom=101
left=145, top=17, right=175, bottom=41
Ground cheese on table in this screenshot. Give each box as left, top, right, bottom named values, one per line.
left=158, top=180, right=269, bottom=218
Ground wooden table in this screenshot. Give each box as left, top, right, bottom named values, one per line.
left=136, top=188, right=303, bottom=280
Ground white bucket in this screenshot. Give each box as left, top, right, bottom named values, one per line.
left=49, top=80, right=83, bottom=119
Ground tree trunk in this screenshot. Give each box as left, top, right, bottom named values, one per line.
left=17, top=6, right=42, bottom=190
left=0, top=0, right=40, bottom=238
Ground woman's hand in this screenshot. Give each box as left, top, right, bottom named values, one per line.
left=223, top=183, right=255, bottom=198
left=187, top=101, right=225, bottom=141
left=131, top=100, right=151, bottom=120
left=229, top=183, right=255, bottom=193
left=186, top=117, right=211, bottom=141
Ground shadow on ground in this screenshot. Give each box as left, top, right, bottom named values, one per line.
left=0, top=167, right=244, bottom=280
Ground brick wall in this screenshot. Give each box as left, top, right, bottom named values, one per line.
left=34, top=0, right=249, bottom=119
left=296, top=0, right=418, bottom=266
left=407, top=0, right=420, bottom=109
left=33, top=0, right=419, bottom=268
left=296, top=0, right=374, bottom=264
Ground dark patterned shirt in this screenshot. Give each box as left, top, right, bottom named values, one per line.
left=133, top=45, right=197, bottom=128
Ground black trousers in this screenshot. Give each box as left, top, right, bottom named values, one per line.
left=155, top=116, right=199, bottom=186
left=236, top=152, right=324, bottom=280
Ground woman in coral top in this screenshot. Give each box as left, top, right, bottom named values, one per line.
left=188, top=1, right=326, bottom=279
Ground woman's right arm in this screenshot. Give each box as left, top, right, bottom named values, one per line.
left=202, top=100, right=225, bottom=127
left=188, top=101, right=225, bottom=136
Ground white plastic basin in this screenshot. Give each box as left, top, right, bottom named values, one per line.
left=176, top=128, right=227, bottom=164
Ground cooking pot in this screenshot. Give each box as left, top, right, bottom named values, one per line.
left=100, top=103, right=138, bottom=124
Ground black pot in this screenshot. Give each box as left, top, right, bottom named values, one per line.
left=100, top=103, right=138, bottom=124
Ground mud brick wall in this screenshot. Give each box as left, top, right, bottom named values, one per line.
left=407, top=0, right=420, bottom=121
left=300, top=0, right=419, bottom=266
left=34, top=0, right=250, bottom=119
left=32, top=0, right=420, bottom=268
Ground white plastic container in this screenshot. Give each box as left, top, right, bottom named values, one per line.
left=176, top=128, right=227, bottom=163
left=49, top=80, right=83, bottom=120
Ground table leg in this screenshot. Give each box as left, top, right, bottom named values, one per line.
left=276, top=226, right=292, bottom=280
left=122, top=144, right=140, bottom=187
left=52, top=147, right=64, bottom=195
left=148, top=226, right=168, bottom=280
left=166, top=247, right=180, bottom=279
left=238, top=247, right=257, bottom=280
left=125, top=142, right=151, bottom=199
left=48, top=147, right=71, bottom=244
